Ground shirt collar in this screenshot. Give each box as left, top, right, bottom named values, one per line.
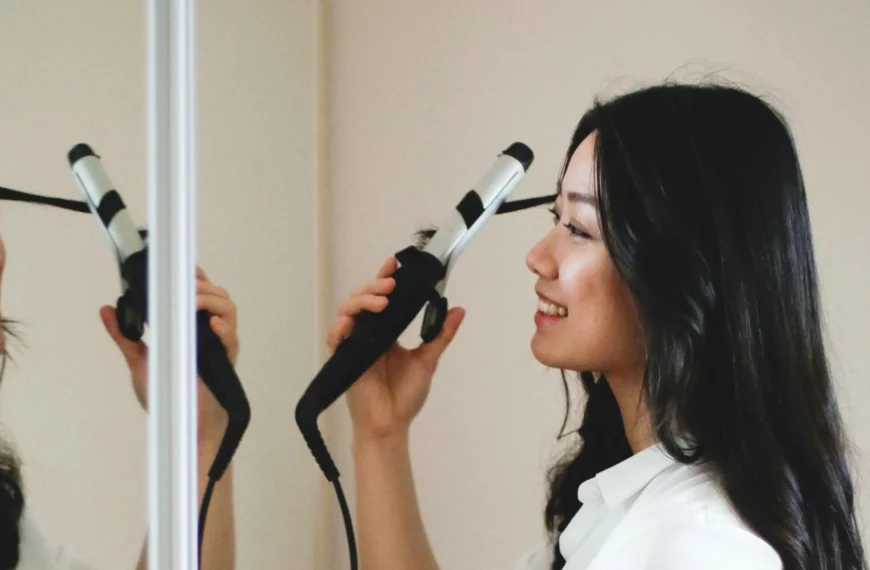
left=591, top=442, right=676, bottom=509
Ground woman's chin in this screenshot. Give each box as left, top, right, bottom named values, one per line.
left=531, top=334, right=573, bottom=369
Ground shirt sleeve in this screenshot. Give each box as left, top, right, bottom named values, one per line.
left=17, top=514, right=95, bottom=570
left=643, top=521, right=782, bottom=570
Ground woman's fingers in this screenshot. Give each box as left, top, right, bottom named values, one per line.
left=351, top=277, right=396, bottom=298
left=376, top=257, right=398, bottom=279
left=337, top=294, right=388, bottom=319
left=327, top=315, right=355, bottom=351
left=327, top=257, right=398, bottom=351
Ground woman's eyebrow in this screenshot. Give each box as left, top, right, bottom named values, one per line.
left=561, top=187, right=597, bottom=208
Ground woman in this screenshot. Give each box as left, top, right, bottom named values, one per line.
left=0, top=233, right=238, bottom=570
left=328, top=83, right=867, bottom=569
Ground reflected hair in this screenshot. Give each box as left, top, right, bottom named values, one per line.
left=0, top=317, right=24, bottom=570
left=543, top=83, right=866, bottom=570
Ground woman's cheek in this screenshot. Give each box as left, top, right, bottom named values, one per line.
left=559, top=250, right=608, bottom=308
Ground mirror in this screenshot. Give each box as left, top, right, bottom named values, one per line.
left=0, top=2, right=324, bottom=568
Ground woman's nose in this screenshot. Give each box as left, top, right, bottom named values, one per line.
left=526, top=233, right=557, bottom=279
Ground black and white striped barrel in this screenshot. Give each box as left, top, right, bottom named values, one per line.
left=68, top=143, right=145, bottom=263
left=422, top=142, right=533, bottom=268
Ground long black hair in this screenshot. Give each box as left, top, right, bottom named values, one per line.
left=0, top=317, right=24, bottom=570
left=543, top=83, right=866, bottom=570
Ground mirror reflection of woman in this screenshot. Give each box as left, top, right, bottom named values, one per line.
left=330, top=83, right=867, bottom=569
left=0, top=241, right=238, bottom=570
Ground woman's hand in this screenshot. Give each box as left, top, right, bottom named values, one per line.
left=99, top=266, right=239, bottom=445
left=328, top=256, right=466, bottom=442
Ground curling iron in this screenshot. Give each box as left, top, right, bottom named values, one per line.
left=66, top=143, right=251, bottom=479
left=295, top=141, right=556, bottom=570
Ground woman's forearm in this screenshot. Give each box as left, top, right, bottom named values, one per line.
left=353, top=430, right=440, bottom=570
left=198, top=440, right=235, bottom=570
left=135, top=441, right=235, bottom=570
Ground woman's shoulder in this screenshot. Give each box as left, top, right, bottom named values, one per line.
left=638, top=515, right=783, bottom=570
left=595, top=461, right=782, bottom=569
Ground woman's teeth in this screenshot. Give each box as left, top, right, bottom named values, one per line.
left=537, top=298, right=568, bottom=317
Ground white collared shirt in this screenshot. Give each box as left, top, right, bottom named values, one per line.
left=513, top=443, right=782, bottom=570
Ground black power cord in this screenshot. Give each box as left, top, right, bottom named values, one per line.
left=198, top=476, right=218, bottom=567
left=334, top=478, right=358, bottom=570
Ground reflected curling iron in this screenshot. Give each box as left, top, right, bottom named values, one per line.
left=1, top=144, right=252, bottom=569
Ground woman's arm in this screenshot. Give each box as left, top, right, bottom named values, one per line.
left=134, top=441, right=234, bottom=570
left=354, top=431, right=439, bottom=570
left=327, top=257, right=466, bottom=570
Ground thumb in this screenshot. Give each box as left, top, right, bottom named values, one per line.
left=416, top=306, right=466, bottom=366
left=99, top=305, right=146, bottom=366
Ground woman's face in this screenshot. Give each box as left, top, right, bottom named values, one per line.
left=525, top=132, right=644, bottom=375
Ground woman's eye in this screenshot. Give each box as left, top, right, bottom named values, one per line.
left=564, top=224, right=592, bottom=239
left=549, top=207, right=591, bottom=239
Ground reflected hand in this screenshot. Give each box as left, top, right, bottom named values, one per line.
left=99, top=266, right=240, bottom=444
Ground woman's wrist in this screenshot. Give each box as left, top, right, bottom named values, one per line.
left=197, top=436, right=226, bottom=475
left=352, top=427, right=410, bottom=458
left=198, top=410, right=229, bottom=446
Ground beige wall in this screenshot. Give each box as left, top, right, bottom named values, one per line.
left=327, top=1, right=870, bottom=568
left=2, top=2, right=868, bottom=569
left=0, top=1, right=325, bottom=568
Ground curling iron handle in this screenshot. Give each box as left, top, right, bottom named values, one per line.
left=297, top=246, right=446, bottom=415
left=293, top=305, right=406, bottom=482
left=195, top=311, right=251, bottom=480
left=296, top=246, right=446, bottom=480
